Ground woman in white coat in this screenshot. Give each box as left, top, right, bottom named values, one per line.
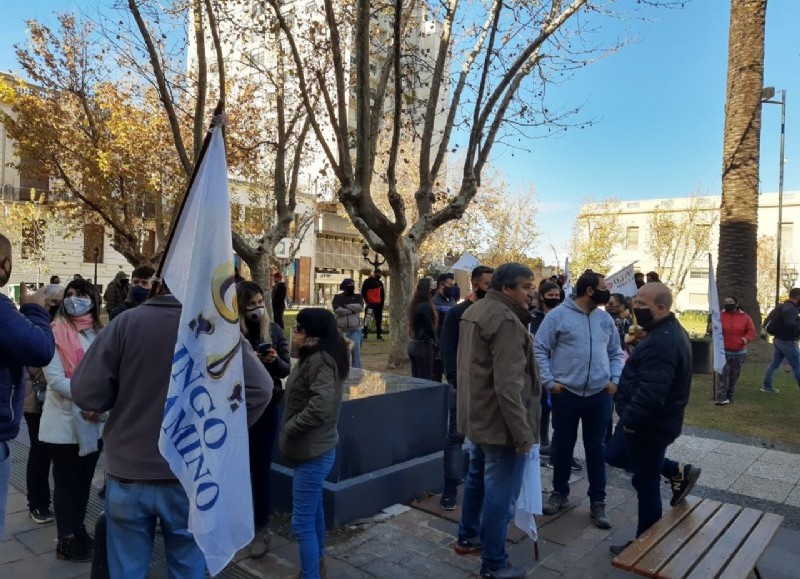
left=40, top=278, right=104, bottom=562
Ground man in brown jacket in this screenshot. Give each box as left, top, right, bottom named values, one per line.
left=455, top=263, right=541, bottom=579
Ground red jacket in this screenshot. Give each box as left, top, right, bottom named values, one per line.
left=721, top=310, right=756, bottom=352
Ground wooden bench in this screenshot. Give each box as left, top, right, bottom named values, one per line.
left=612, top=496, right=783, bottom=579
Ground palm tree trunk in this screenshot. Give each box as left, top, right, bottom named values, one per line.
left=717, top=0, right=767, bottom=327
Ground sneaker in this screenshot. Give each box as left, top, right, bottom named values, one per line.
left=609, top=541, right=633, bottom=557
left=377, top=336, right=384, bottom=341
left=439, top=492, right=457, bottom=511
left=760, top=387, right=781, bottom=393
left=479, top=563, right=526, bottom=578
left=670, top=464, right=702, bottom=507
left=571, top=457, right=582, bottom=471
left=30, top=508, right=54, bottom=524
left=248, top=528, right=270, bottom=559
left=454, top=536, right=482, bottom=555
left=715, top=399, right=730, bottom=406
left=542, top=491, right=570, bottom=515
left=590, top=502, right=612, bottom=529
left=544, top=459, right=554, bottom=469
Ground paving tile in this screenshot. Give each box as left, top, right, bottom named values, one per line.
left=3, top=508, right=41, bottom=536
left=762, top=449, right=800, bottom=469
left=729, top=474, right=794, bottom=503
left=238, top=552, right=298, bottom=579
left=0, top=554, right=90, bottom=579
left=746, top=461, right=800, bottom=484
left=698, top=450, right=756, bottom=473
left=697, top=470, right=741, bottom=491
left=0, top=538, right=32, bottom=564
left=671, top=435, right=722, bottom=455
left=714, top=440, right=767, bottom=461
left=782, top=486, right=800, bottom=509
left=323, top=556, right=372, bottom=578
left=5, top=490, right=29, bottom=515
left=15, top=526, right=58, bottom=556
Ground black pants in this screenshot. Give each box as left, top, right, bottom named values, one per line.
left=248, top=400, right=282, bottom=528
left=24, top=413, right=52, bottom=512
left=48, top=443, right=101, bottom=537
left=364, top=304, right=384, bottom=338
left=539, top=394, right=551, bottom=447
left=408, top=341, right=434, bottom=380
left=443, top=386, right=464, bottom=492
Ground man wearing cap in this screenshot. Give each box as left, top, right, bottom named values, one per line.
left=332, top=278, right=364, bottom=369
left=103, top=271, right=129, bottom=315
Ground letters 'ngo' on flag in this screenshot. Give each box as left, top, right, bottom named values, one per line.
left=158, top=123, right=252, bottom=575
left=708, top=254, right=726, bottom=375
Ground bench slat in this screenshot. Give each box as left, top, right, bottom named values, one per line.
left=656, top=503, right=742, bottom=579
left=684, top=507, right=763, bottom=579
left=635, top=499, right=722, bottom=578
left=612, top=496, right=703, bottom=571
left=718, top=513, right=784, bottom=579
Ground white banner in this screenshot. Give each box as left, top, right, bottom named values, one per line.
left=564, top=258, right=574, bottom=297
left=159, top=127, right=252, bottom=575
left=606, top=263, right=639, bottom=298
left=708, top=254, right=726, bottom=374
left=448, top=251, right=481, bottom=273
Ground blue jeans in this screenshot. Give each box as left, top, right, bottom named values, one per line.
left=0, top=441, right=10, bottom=539
left=343, top=329, right=362, bottom=369
left=443, top=386, right=464, bottom=492
left=458, top=443, right=525, bottom=571
left=105, top=478, right=205, bottom=579
left=763, top=338, right=800, bottom=389
left=550, top=389, right=611, bottom=503
left=292, top=448, right=336, bottom=579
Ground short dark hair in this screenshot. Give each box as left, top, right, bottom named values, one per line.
left=539, top=280, right=560, bottom=295
left=790, top=288, right=800, bottom=300
left=437, top=273, right=454, bottom=287
left=610, top=293, right=628, bottom=309
left=489, top=263, right=534, bottom=291
left=132, top=265, right=155, bottom=279
left=634, top=272, right=644, bottom=279
left=49, top=275, right=60, bottom=284
left=576, top=270, right=604, bottom=296
left=470, top=265, right=494, bottom=281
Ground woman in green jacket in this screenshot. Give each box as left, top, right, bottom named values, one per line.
left=280, top=308, right=349, bottom=579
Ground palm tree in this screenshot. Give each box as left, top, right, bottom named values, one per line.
left=717, top=0, right=768, bottom=327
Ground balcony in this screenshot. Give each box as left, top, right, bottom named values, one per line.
left=1, top=185, right=70, bottom=204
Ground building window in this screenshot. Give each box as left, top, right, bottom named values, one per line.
left=689, top=268, right=709, bottom=280
left=83, top=224, right=105, bottom=263
left=626, top=226, right=639, bottom=251
left=626, top=202, right=639, bottom=209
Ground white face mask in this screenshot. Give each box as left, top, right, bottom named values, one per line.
left=64, top=296, right=93, bottom=317
left=246, top=306, right=265, bottom=322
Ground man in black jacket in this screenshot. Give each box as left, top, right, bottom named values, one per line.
left=438, top=266, right=493, bottom=512
left=762, top=288, right=800, bottom=393
left=605, top=283, right=701, bottom=556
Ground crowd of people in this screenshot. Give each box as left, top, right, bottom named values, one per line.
left=3, top=223, right=799, bottom=579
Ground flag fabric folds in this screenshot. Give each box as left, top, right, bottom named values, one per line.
left=514, top=445, right=542, bottom=542
left=708, top=254, right=726, bottom=375
left=158, top=126, right=252, bottom=575
left=563, top=258, right=574, bottom=298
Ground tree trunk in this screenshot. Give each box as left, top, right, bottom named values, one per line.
left=717, top=0, right=767, bottom=328
left=385, top=237, right=419, bottom=368
left=232, top=232, right=274, bottom=317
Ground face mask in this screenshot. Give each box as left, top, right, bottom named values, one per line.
left=543, top=297, right=561, bottom=309
left=344, top=286, right=355, bottom=295
left=475, top=288, right=487, bottom=300
left=723, top=304, right=736, bottom=312
left=443, top=286, right=456, bottom=299
left=634, top=307, right=655, bottom=329
left=64, top=296, right=93, bottom=317
left=591, top=289, right=611, bottom=305
left=246, top=306, right=265, bottom=322
left=130, top=285, right=150, bottom=304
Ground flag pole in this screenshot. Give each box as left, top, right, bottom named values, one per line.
left=154, top=100, right=226, bottom=285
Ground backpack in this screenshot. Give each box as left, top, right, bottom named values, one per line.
left=763, top=305, right=783, bottom=336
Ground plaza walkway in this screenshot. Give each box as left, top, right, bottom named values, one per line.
left=3, top=422, right=800, bottom=578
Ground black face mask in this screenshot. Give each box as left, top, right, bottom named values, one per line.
left=543, top=297, right=561, bottom=310
left=591, top=289, right=611, bottom=305
left=475, top=288, right=487, bottom=300
left=344, top=286, right=355, bottom=295
left=723, top=304, right=736, bottom=312
left=634, top=307, right=655, bottom=329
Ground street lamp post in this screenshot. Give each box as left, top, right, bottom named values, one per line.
left=361, top=242, right=386, bottom=273
left=761, top=87, right=787, bottom=308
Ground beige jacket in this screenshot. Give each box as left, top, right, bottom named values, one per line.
left=456, top=290, right=541, bottom=448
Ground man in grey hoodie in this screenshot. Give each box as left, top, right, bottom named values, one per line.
left=534, top=270, right=624, bottom=529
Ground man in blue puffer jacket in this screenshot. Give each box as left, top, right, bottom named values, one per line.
left=0, top=234, right=56, bottom=538
left=534, top=270, right=624, bottom=529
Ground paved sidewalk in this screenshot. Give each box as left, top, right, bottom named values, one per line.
left=4, top=423, right=800, bottom=578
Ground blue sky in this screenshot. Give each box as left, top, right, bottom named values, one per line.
left=2, top=1, right=798, bottom=260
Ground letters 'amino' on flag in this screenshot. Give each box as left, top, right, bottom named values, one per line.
left=158, top=127, right=252, bottom=575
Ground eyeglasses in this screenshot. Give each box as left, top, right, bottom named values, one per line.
left=292, top=324, right=305, bottom=334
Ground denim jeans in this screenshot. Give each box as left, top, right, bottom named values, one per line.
left=442, top=386, right=464, bottom=492
left=0, top=441, right=10, bottom=539
left=343, top=329, right=362, bottom=369
left=24, top=413, right=52, bottom=513
left=604, top=421, right=679, bottom=536
left=550, top=389, right=611, bottom=503
left=458, top=443, right=525, bottom=571
left=763, top=338, right=800, bottom=389
left=105, top=478, right=205, bottom=579
left=249, top=401, right=282, bottom=528
left=292, top=448, right=336, bottom=579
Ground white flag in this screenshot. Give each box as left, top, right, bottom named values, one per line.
left=564, top=258, right=574, bottom=297
left=159, top=126, right=252, bottom=575
left=514, top=445, right=542, bottom=541
left=708, top=254, right=726, bottom=375
left=606, top=263, right=638, bottom=298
